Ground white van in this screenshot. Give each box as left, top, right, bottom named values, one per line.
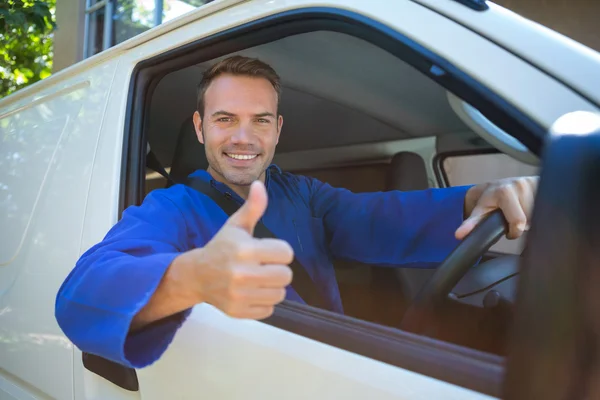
left=1, top=0, right=600, bottom=399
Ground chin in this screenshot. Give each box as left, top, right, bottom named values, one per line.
left=223, top=172, right=259, bottom=186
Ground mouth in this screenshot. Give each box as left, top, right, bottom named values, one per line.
left=225, top=153, right=259, bottom=161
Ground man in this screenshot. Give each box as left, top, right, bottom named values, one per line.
left=55, top=56, right=537, bottom=369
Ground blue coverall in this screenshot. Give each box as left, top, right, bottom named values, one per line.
left=55, top=165, right=469, bottom=368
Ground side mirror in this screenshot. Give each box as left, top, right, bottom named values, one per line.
left=503, top=111, right=600, bottom=400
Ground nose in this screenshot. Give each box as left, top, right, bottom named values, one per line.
left=230, top=121, right=253, bottom=144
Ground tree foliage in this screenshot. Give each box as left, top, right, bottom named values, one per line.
left=0, top=0, right=56, bottom=99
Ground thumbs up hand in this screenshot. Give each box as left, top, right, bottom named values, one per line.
left=180, top=181, right=294, bottom=320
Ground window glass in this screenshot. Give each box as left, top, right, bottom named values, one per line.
left=113, top=0, right=156, bottom=46
left=162, top=0, right=205, bottom=23
left=442, top=153, right=538, bottom=186
left=86, top=8, right=106, bottom=57
left=112, top=0, right=213, bottom=45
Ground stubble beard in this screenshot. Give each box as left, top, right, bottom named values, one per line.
left=202, top=123, right=274, bottom=187
left=206, top=150, right=271, bottom=187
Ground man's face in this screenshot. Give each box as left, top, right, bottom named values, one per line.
left=193, top=74, right=283, bottom=187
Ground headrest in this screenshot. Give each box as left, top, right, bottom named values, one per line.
left=169, top=121, right=209, bottom=182
left=387, top=152, right=429, bottom=191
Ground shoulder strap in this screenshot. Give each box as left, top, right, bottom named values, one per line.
left=183, top=177, right=331, bottom=311
left=146, top=150, right=176, bottom=186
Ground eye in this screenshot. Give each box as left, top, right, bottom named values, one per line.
left=217, top=117, right=232, bottom=122
left=257, top=118, right=270, bottom=124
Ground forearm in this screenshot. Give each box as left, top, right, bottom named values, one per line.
left=315, top=184, right=471, bottom=266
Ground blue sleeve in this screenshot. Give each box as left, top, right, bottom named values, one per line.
left=307, top=179, right=472, bottom=268
left=55, top=188, right=192, bottom=368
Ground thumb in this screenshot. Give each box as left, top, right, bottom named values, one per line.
left=227, top=180, right=268, bottom=234
left=455, top=208, right=487, bottom=240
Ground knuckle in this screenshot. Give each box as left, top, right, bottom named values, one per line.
left=261, top=306, right=275, bottom=319
left=226, top=286, right=245, bottom=304
left=272, top=239, right=294, bottom=263
left=228, top=270, right=253, bottom=295
left=234, top=241, right=255, bottom=260
left=275, top=265, right=293, bottom=286
left=227, top=266, right=246, bottom=285
left=282, top=242, right=295, bottom=263
left=530, top=176, right=540, bottom=187
left=275, top=289, right=286, bottom=303
left=222, top=301, right=241, bottom=317
left=283, top=266, right=293, bottom=285
left=514, top=178, right=528, bottom=192
left=496, top=184, right=513, bottom=197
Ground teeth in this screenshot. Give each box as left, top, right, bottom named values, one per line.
left=227, top=153, right=257, bottom=160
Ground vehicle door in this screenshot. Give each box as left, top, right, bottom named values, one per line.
left=77, top=0, right=600, bottom=399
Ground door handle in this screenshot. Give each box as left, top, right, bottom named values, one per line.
left=82, top=352, right=139, bottom=391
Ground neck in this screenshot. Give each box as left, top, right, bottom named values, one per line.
left=207, top=167, right=266, bottom=200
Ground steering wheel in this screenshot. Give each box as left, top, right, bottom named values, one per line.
left=399, top=210, right=508, bottom=334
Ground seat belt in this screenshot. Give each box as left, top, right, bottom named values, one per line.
left=146, top=150, right=176, bottom=186
left=184, top=177, right=331, bottom=311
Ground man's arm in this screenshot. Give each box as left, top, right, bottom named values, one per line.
left=305, top=178, right=471, bottom=267
left=55, top=182, right=292, bottom=368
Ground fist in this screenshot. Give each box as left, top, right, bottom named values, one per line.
left=182, top=181, right=294, bottom=319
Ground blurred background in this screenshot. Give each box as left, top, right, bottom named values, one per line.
left=1, top=0, right=599, bottom=99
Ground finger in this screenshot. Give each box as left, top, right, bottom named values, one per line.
left=225, top=304, right=274, bottom=320
left=230, top=264, right=292, bottom=287
left=516, top=179, right=535, bottom=230
left=242, top=305, right=275, bottom=320
left=455, top=207, right=487, bottom=240
left=252, top=238, right=294, bottom=264
left=254, top=264, right=293, bottom=287
left=227, top=180, right=268, bottom=234
left=498, top=189, right=528, bottom=239
left=240, top=288, right=287, bottom=306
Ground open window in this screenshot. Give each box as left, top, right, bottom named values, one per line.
left=118, top=8, right=550, bottom=398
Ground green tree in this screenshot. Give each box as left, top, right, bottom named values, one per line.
left=0, top=0, right=56, bottom=99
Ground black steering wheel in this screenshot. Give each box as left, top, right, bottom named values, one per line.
left=399, top=210, right=508, bottom=334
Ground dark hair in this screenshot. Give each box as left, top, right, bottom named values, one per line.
left=196, top=55, right=282, bottom=117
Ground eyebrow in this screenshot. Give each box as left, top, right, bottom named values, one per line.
left=210, top=110, right=276, bottom=118
left=254, top=112, right=276, bottom=118
left=211, top=110, right=236, bottom=117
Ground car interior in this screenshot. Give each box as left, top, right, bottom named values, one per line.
left=143, top=30, right=539, bottom=355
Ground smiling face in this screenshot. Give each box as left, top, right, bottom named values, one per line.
left=193, top=74, right=283, bottom=194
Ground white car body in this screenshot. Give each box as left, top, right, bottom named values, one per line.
left=1, top=1, right=599, bottom=399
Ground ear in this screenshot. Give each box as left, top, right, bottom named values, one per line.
left=276, top=114, right=283, bottom=145
left=193, top=111, right=204, bottom=144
